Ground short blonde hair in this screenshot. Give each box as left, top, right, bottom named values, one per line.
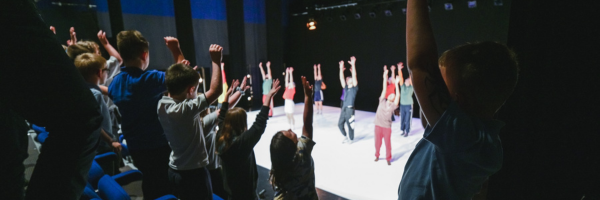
left=74, top=53, right=107, bottom=81
left=67, top=41, right=99, bottom=59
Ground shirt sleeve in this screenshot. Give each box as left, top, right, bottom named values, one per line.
left=424, top=101, right=486, bottom=154
left=202, top=112, right=218, bottom=136
left=180, top=94, right=209, bottom=116
left=234, top=106, right=270, bottom=155
left=297, top=136, right=316, bottom=164
left=105, top=56, right=121, bottom=80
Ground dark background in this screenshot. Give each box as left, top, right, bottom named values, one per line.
left=34, top=0, right=600, bottom=199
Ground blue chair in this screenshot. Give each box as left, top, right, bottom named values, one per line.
left=31, top=124, right=46, bottom=133
left=88, top=160, right=142, bottom=189
left=81, top=183, right=102, bottom=200
left=213, top=193, right=224, bottom=200
left=36, top=131, right=49, bottom=143
left=97, top=175, right=178, bottom=200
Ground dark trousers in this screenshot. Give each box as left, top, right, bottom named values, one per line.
left=168, top=167, right=213, bottom=200
left=338, top=107, right=356, bottom=140
left=130, top=145, right=173, bottom=199
left=209, top=168, right=228, bottom=199
left=400, top=105, right=413, bottom=133
left=1, top=1, right=103, bottom=199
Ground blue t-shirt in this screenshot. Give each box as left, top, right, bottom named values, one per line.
left=108, top=67, right=167, bottom=151
left=398, top=101, right=504, bottom=200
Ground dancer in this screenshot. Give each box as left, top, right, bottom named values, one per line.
left=398, top=0, right=519, bottom=199
left=259, top=61, right=274, bottom=117
left=374, top=67, right=400, bottom=165
left=398, top=64, right=414, bottom=137
left=270, top=76, right=317, bottom=200
left=283, top=67, right=296, bottom=130
left=338, top=56, right=359, bottom=144
left=313, top=64, right=326, bottom=114
left=216, top=79, right=281, bottom=199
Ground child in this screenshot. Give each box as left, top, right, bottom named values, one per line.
left=216, top=79, right=281, bottom=200
left=397, top=64, right=414, bottom=137
left=374, top=67, right=400, bottom=166
left=283, top=67, right=296, bottom=130
left=108, top=31, right=186, bottom=199
left=156, top=44, right=224, bottom=200
left=259, top=61, right=274, bottom=117
left=270, top=76, right=317, bottom=200
left=73, top=53, right=122, bottom=155
left=313, top=64, right=326, bottom=114
left=200, top=77, right=250, bottom=200
left=338, top=56, right=359, bottom=144
left=397, top=0, right=519, bottom=199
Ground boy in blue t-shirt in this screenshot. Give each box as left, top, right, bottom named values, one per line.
left=398, top=0, right=519, bottom=199
left=108, top=31, right=187, bottom=199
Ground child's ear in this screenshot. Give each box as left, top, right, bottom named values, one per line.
left=140, top=51, right=148, bottom=60
left=97, top=69, right=103, bottom=79
left=189, top=85, right=196, bottom=94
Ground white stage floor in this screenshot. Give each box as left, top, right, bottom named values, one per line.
left=247, top=103, right=425, bottom=200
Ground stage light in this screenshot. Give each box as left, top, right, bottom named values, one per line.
left=340, top=15, right=347, bottom=21
left=444, top=3, right=453, bottom=10
left=307, top=18, right=317, bottom=30
left=354, top=13, right=361, bottom=19
left=246, top=74, right=251, bottom=78
left=468, top=0, right=477, bottom=8
left=247, top=97, right=252, bottom=101
left=199, top=78, right=203, bottom=83
left=384, top=10, right=392, bottom=17
left=494, top=0, right=503, bottom=6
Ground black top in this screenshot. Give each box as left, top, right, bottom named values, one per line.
left=217, top=104, right=270, bottom=200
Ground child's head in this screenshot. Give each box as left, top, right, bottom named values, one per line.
left=439, top=41, right=519, bottom=115
left=166, top=63, right=200, bottom=98
left=74, top=53, right=107, bottom=84
left=269, top=130, right=298, bottom=191
left=216, top=107, right=248, bottom=153
left=117, top=30, right=149, bottom=69
left=345, top=76, right=353, bottom=86
left=67, top=41, right=100, bottom=60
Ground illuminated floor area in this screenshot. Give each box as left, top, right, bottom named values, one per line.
left=249, top=103, right=425, bottom=200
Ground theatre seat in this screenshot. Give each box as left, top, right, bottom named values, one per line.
left=97, top=175, right=178, bottom=200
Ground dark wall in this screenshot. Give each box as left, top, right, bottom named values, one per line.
left=488, top=1, right=600, bottom=199
left=285, top=0, right=511, bottom=113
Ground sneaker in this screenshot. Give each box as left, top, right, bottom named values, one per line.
left=404, top=132, right=409, bottom=137
left=347, top=139, right=353, bottom=144
left=387, top=160, right=391, bottom=165
left=375, top=157, right=379, bottom=162
left=342, top=138, right=348, bottom=144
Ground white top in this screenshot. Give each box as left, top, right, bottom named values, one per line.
left=157, top=94, right=210, bottom=170
left=102, top=56, right=121, bottom=108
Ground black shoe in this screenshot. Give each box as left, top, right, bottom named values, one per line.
left=404, top=132, right=408, bottom=137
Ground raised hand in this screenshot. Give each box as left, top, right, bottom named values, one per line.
left=266, top=61, right=271, bottom=68
left=97, top=30, right=109, bottom=46
left=228, top=79, right=240, bottom=95
left=391, top=65, right=396, bottom=71
left=180, top=59, right=191, bottom=66
left=209, top=44, right=223, bottom=63
left=348, top=56, right=356, bottom=66
left=239, top=76, right=251, bottom=91
left=49, top=26, right=56, bottom=34
left=164, top=36, right=180, bottom=50
left=290, top=67, right=294, bottom=72
left=339, top=60, right=345, bottom=70
left=259, top=62, right=263, bottom=67
left=313, top=64, right=317, bottom=70
left=398, top=62, right=404, bottom=69
left=67, top=27, right=77, bottom=46
left=267, top=79, right=281, bottom=97
left=301, top=76, right=313, bottom=98
left=317, top=63, right=321, bottom=69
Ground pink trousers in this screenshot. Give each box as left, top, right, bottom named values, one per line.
left=375, top=125, right=392, bottom=161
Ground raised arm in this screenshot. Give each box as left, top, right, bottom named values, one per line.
left=407, top=0, right=450, bottom=125
left=237, top=79, right=281, bottom=152
left=339, top=60, right=346, bottom=88
left=228, top=77, right=251, bottom=108
left=164, top=36, right=185, bottom=64
left=317, top=64, right=322, bottom=80
left=285, top=68, right=290, bottom=87
left=301, top=76, right=314, bottom=139
left=259, top=62, right=266, bottom=80
left=67, top=27, right=77, bottom=46
left=204, top=44, right=224, bottom=103
left=97, top=30, right=123, bottom=65
left=390, top=65, right=397, bottom=84
left=399, top=63, right=405, bottom=86
left=394, top=76, right=401, bottom=105
left=313, top=64, right=318, bottom=80
left=348, top=56, right=358, bottom=86
left=380, top=66, right=389, bottom=99
left=266, top=61, right=273, bottom=79
left=289, top=67, right=294, bottom=84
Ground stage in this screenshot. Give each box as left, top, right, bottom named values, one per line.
left=248, top=103, right=425, bottom=200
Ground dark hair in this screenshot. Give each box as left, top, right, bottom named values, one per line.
left=116, top=30, right=149, bottom=61
left=166, top=63, right=200, bottom=95
left=74, top=53, right=107, bottom=80
left=216, top=107, right=248, bottom=153
left=67, top=41, right=98, bottom=60
left=439, top=41, right=519, bottom=110
left=269, top=132, right=298, bottom=192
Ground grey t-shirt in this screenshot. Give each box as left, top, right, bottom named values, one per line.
left=157, top=94, right=210, bottom=170
left=102, top=56, right=121, bottom=108
left=342, top=85, right=358, bottom=107
left=201, top=112, right=220, bottom=170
